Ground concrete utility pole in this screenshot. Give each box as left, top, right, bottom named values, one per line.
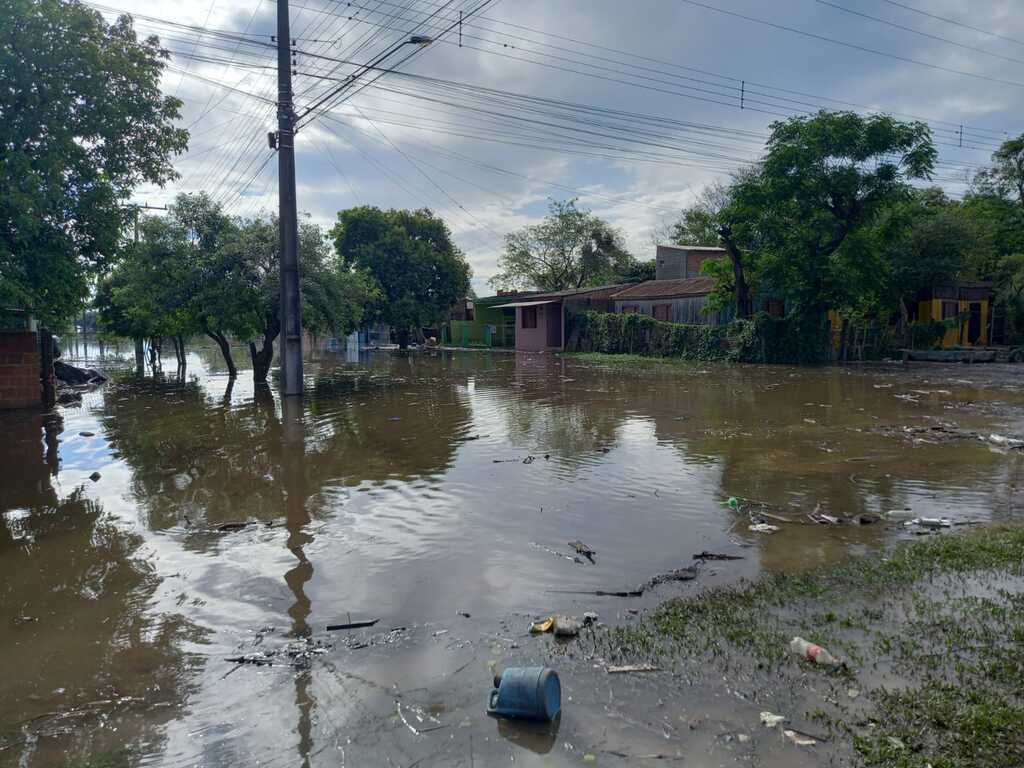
left=277, top=0, right=303, bottom=396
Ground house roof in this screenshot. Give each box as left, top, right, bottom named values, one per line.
left=611, top=277, right=716, bottom=300
left=656, top=244, right=726, bottom=252
left=490, top=299, right=559, bottom=309
left=526, top=284, right=628, bottom=300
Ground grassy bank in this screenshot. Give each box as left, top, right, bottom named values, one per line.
left=599, top=526, right=1024, bottom=768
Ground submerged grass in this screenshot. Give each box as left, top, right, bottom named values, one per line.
left=606, top=526, right=1024, bottom=768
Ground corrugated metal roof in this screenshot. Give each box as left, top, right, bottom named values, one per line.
left=656, top=244, right=726, bottom=252
left=611, top=277, right=716, bottom=300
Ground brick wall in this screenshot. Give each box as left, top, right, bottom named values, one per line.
left=0, top=331, right=41, bottom=410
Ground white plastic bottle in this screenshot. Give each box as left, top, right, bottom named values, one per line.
left=789, top=636, right=841, bottom=666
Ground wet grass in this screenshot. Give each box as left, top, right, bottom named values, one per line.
left=561, top=352, right=714, bottom=368
left=602, top=526, right=1024, bottom=768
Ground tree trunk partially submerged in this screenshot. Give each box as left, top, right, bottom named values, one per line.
left=397, top=328, right=411, bottom=350
left=134, top=337, right=145, bottom=376
left=717, top=225, right=751, bottom=319
left=202, top=323, right=237, bottom=378
left=250, top=315, right=280, bottom=384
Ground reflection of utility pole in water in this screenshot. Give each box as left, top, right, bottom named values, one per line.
left=280, top=392, right=315, bottom=766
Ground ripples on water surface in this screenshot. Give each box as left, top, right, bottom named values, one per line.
left=1, top=342, right=1022, bottom=766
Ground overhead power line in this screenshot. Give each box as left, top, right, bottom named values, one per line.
left=879, top=0, right=1024, bottom=50
left=678, top=0, right=1024, bottom=90
left=816, top=0, right=1024, bottom=66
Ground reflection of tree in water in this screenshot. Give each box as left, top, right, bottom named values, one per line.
left=487, top=357, right=625, bottom=462
left=98, top=362, right=471, bottom=534
left=0, top=489, right=198, bottom=766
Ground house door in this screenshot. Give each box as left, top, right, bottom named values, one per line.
left=546, top=304, right=562, bottom=348
left=967, top=303, right=982, bottom=345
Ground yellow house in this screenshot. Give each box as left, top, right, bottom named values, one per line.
left=915, top=282, right=994, bottom=348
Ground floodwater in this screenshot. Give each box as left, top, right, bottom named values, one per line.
left=2, top=342, right=1023, bottom=767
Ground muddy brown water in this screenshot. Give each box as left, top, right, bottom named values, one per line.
left=2, top=344, right=1023, bottom=767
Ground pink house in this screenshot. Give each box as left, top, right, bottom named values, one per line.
left=494, top=285, right=625, bottom=352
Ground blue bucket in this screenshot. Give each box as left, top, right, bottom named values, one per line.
left=487, top=667, right=561, bottom=722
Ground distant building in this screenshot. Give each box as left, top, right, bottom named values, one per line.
left=914, top=282, right=996, bottom=347
left=610, top=276, right=725, bottom=325
left=442, top=294, right=526, bottom=348
left=654, top=244, right=725, bottom=280
left=493, top=285, right=625, bottom=352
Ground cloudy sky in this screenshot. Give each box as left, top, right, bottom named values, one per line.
left=98, top=0, right=1024, bottom=294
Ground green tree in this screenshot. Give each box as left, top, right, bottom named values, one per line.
left=0, top=0, right=187, bottom=325
left=670, top=181, right=730, bottom=247
left=332, top=206, right=470, bottom=349
left=874, top=188, right=973, bottom=323
left=490, top=199, right=633, bottom=292
left=215, top=215, right=375, bottom=381
left=712, top=111, right=936, bottom=320
left=975, top=134, right=1024, bottom=205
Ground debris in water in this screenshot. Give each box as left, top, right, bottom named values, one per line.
left=789, top=637, right=841, bottom=667
left=531, top=541, right=584, bottom=564
left=88, top=471, right=101, bottom=482
left=606, top=664, right=658, bottom=674
left=530, top=617, right=555, bottom=634
left=692, top=551, right=743, bottom=561
left=553, top=615, right=581, bottom=638
left=568, top=540, right=595, bottom=561
left=582, top=611, right=599, bottom=627
left=79, top=431, right=95, bottom=437
left=760, top=712, right=786, bottom=727
left=749, top=523, right=779, bottom=534
left=784, top=729, right=817, bottom=747
left=727, top=497, right=740, bottom=510
left=808, top=512, right=841, bottom=525
left=326, top=618, right=380, bottom=631
left=216, top=521, right=252, bottom=533
left=458, top=611, right=471, bottom=618
left=523, top=455, right=535, bottom=464
left=905, top=517, right=952, bottom=530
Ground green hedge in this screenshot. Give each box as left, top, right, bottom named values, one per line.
left=565, top=311, right=831, bottom=364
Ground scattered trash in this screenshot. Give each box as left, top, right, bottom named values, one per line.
left=488, top=666, right=561, bottom=721
left=326, top=618, right=380, bottom=631
left=737, top=733, right=750, bottom=743
left=216, top=521, right=253, bottom=533
left=808, top=512, right=841, bottom=525
left=646, top=565, right=700, bottom=587
left=523, top=455, right=535, bottom=464
left=606, top=664, right=658, bottom=674
left=727, top=497, right=740, bottom=510
left=847, top=687, right=860, bottom=699
left=79, top=431, right=95, bottom=437
left=530, top=617, right=556, bottom=634
left=803, top=418, right=817, bottom=425
left=568, top=540, right=596, bottom=561
left=789, top=637, right=842, bottom=667
left=531, top=541, right=584, bottom=565
left=582, top=611, right=599, bottom=627
left=693, top=551, right=744, bottom=561
left=987, top=434, right=1023, bottom=446
left=88, top=471, right=101, bottom=482
left=784, top=729, right=817, bottom=747
left=396, top=700, right=449, bottom=735
left=905, top=517, right=952, bottom=530
left=749, top=523, right=779, bottom=534
left=760, top=712, right=786, bottom=727
left=886, top=736, right=906, bottom=750
left=554, top=615, right=581, bottom=638
left=433, top=629, right=449, bottom=637
left=458, top=611, right=471, bottom=618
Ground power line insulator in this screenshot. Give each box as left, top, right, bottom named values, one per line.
left=268, top=131, right=279, bottom=150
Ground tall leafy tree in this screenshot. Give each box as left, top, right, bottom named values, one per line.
left=670, top=181, right=731, bottom=247
left=0, top=0, right=187, bottom=325
left=332, top=206, right=470, bottom=349
left=975, top=134, right=1024, bottom=206
left=712, top=111, right=936, bottom=319
left=490, top=199, right=633, bottom=292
